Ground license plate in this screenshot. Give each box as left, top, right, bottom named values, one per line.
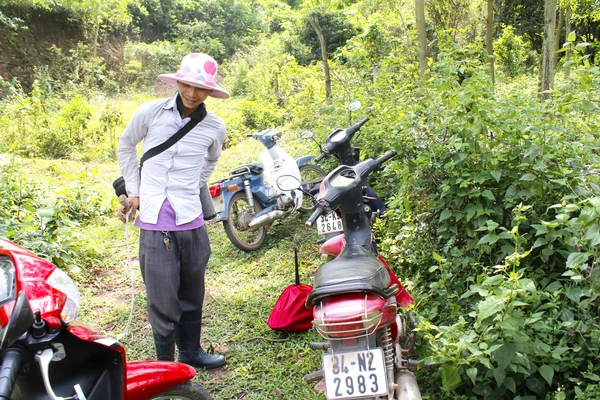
left=322, top=349, right=388, bottom=399
left=212, top=194, right=225, bottom=213
left=317, top=211, right=343, bottom=235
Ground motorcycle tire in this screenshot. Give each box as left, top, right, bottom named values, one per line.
left=298, top=164, right=326, bottom=214
left=149, top=380, right=211, bottom=400
left=223, top=191, right=267, bottom=252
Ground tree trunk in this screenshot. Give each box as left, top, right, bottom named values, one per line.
left=415, top=0, right=427, bottom=79
left=486, top=0, right=495, bottom=85
left=553, top=5, right=564, bottom=68
left=565, top=0, right=571, bottom=78
left=540, top=0, right=557, bottom=100
left=308, top=15, right=331, bottom=102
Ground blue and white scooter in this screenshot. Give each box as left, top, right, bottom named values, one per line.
left=208, top=129, right=325, bottom=251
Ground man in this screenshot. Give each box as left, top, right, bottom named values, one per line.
left=117, top=53, right=227, bottom=369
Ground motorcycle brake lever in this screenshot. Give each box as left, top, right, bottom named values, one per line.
left=36, top=349, right=70, bottom=400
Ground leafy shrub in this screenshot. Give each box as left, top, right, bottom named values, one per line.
left=369, top=51, right=600, bottom=397
left=495, top=25, right=530, bottom=77
left=0, top=162, right=108, bottom=268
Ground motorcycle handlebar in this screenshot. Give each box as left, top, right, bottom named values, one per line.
left=375, top=150, right=397, bottom=166
left=346, top=117, right=369, bottom=137
left=0, top=348, right=23, bottom=399
left=245, top=134, right=254, bottom=137
left=306, top=205, right=324, bottom=226
left=314, top=153, right=326, bottom=163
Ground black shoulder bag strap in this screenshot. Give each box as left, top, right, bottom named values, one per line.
left=139, top=103, right=207, bottom=169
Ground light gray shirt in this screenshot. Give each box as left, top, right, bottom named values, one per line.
left=117, top=93, right=226, bottom=225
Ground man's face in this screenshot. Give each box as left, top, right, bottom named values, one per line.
left=177, top=81, right=212, bottom=110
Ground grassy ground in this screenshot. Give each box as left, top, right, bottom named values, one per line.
left=17, top=132, right=330, bottom=398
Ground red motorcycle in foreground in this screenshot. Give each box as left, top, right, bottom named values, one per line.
left=0, top=239, right=210, bottom=400
left=304, top=151, right=422, bottom=400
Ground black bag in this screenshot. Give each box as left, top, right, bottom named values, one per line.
left=114, top=104, right=206, bottom=197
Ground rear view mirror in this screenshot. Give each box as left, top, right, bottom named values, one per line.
left=0, top=291, right=34, bottom=350
left=348, top=101, right=361, bottom=112
left=299, top=130, right=315, bottom=139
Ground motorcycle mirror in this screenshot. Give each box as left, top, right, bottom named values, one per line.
left=299, top=130, right=315, bottom=139
left=276, top=175, right=301, bottom=192
left=348, top=100, right=361, bottom=112
left=0, top=291, right=34, bottom=351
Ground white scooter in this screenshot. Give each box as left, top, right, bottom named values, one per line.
left=208, top=129, right=325, bottom=251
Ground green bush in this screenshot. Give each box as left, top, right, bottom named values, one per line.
left=495, top=25, right=530, bottom=78
left=0, top=162, right=108, bottom=268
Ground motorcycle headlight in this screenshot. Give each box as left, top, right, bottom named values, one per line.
left=0, top=257, right=16, bottom=306
left=46, top=268, right=80, bottom=323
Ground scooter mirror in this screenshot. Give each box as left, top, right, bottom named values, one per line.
left=0, top=291, right=34, bottom=351
left=299, top=130, right=315, bottom=139
left=276, top=175, right=301, bottom=192
left=348, top=100, right=361, bottom=112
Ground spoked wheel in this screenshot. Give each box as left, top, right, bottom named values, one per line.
left=149, top=380, right=211, bottom=400
left=298, top=164, right=326, bottom=214
left=223, top=191, right=267, bottom=252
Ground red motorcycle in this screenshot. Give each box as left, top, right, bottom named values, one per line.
left=304, top=151, right=421, bottom=400
left=0, top=239, right=210, bottom=400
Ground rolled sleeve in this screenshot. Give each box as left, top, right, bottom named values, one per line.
left=199, top=124, right=226, bottom=185
left=117, top=104, right=151, bottom=197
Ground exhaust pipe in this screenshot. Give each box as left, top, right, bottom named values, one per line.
left=396, top=371, right=422, bottom=400
left=249, top=210, right=286, bottom=228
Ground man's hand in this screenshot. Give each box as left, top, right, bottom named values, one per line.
left=117, top=195, right=139, bottom=223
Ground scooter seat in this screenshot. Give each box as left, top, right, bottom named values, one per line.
left=306, top=245, right=395, bottom=305
left=231, top=162, right=264, bottom=176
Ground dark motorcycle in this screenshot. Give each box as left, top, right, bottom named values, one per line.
left=301, top=105, right=386, bottom=238
left=302, top=152, right=421, bottom=400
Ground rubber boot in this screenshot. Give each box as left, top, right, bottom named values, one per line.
left=175, top=310, right=226, bottom=369
left=153, top=330, right=175, bottom=361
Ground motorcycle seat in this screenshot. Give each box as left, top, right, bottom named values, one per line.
left=231, top=162, right=264, bottom=176
left=306, top=245, right=396, bottom=305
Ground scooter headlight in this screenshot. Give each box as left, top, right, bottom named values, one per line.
left=0, top=257, right=16, bottom=306
left=46, top=268, right=80, bottom=323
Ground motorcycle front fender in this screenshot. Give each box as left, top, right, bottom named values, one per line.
left=125, top=361, right=196, bottom=400
left=295, top=155, right=314, bottom=167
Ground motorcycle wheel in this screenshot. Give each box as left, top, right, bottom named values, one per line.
left=149, top=380, right=211, bottom=400
left=223, top=191, right=267, bottom=252
left=298, top=164, right=326, bottom=214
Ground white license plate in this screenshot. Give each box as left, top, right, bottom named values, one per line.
left=212, top=194, right=225, bottom=213
left=317, top=211, right=343, bottom=235
left=322, top=349, right=388, bottom=399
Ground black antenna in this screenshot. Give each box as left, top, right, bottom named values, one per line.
left=294, top=248, right=300, bottom=286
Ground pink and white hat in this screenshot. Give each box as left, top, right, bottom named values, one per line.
left=159, top=53, right=230, bottom=99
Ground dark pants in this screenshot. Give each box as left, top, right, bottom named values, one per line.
left=139, top=225, right=211, bottom=337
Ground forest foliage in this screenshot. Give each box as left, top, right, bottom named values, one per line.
left=1, top=0, right=600, bottom=398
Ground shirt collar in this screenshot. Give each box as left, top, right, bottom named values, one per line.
left=164, top=92, right=206, bottom=120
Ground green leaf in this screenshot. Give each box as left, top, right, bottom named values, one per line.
left=566, top=252, right=591, bottom=268
left=520, top=173, right=537, bottom=181
left=481, top=190, right=495, bottom=201
left=432, top=251, right=443, bottom=262
left=478, top=297, right=504, bottom=321
left=581, top=100, right=599, bottom=112
left=533, top=237, right=548, bottom=248
left=440, top=209, right=452, bottom=222
left=489, top=170, right=501, bottom=182
left=567, top=31, right=576, bottom=42
left=481, top=275, right=504, bottom=287
left=441, top=363, right=461, bottom=389
left=504, top=377, right=516, bottom=393
left=551, top=347, right=569, bottom=360
left=539, top=364, right=554, bottom=386
left=466, top=367, right=478, bottom=385
left=493, top=367, right=505, bottom=387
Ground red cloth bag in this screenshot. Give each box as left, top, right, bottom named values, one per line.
left=267, top=250, right=314, bottom=332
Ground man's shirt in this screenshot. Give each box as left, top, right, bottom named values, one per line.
left=117, top=92, right=226, bottom=226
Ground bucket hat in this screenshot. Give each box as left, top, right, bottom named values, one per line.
left=159, top=53, right=230, bottom=99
